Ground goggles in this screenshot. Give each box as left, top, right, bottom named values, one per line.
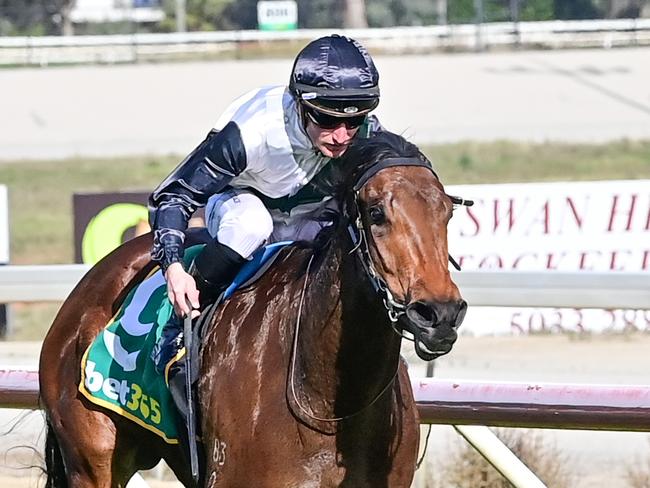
left=304, top=106, right=366, bottom=130
left=299, top=91, right=379, bottom=117
left=293, top=82, right=380, bottom=117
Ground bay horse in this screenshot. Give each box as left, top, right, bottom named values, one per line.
left=40, top=131, right=467, bottom=487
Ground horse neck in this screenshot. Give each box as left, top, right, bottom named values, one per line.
left=293, top=234, right=402, bottom=417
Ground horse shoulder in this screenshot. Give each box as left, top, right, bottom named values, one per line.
left=198, top=245, right=311, bottom=423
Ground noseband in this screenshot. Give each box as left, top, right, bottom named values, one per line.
left=346, top=157, right=473, bottom=328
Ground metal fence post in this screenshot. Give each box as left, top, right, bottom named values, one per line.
left=454, top=425, right=547, bottom=488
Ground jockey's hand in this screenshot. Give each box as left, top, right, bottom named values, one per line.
left=164, top=262, right=200, bottom=319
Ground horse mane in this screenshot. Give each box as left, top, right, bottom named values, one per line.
left=309, top=131, right=432, bottom=251
left=340, top=130, right=432, bottom=191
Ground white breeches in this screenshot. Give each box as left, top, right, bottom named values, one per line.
left=205, top=188, right=336, bottom=258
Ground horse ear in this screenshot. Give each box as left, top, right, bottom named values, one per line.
left=341, top=189, right=360, bottom=222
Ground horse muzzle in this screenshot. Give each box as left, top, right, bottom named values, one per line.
left=402, top=299, right=467, bottom=361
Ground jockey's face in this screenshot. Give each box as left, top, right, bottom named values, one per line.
left=305, top=115, right=359, bottom=159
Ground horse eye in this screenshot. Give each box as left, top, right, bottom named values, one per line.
left=368, top=205, right=386, bottom=225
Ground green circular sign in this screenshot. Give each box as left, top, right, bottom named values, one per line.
left=82, top=203, right=149, bottom=264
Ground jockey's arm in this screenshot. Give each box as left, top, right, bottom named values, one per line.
left=149, top=121, right=247, bottom=271
left=148, top=121, right=247, bottom=315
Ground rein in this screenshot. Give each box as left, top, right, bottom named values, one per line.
left=288, top=157, right=473, bottom=425
left=288, top=160, right=419, bottom=423
left=289, top=254, right=400, bottom=424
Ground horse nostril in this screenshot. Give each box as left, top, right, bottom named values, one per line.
left=455, top=300, right=468, bottom=328
left=406, top=300, right=467, bottom=328
left=406, top=301, right=437, bottom=326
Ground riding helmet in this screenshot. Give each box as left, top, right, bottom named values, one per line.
left=289, top=34, right=380, bottom=117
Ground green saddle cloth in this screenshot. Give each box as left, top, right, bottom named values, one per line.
left=78, top=245, right=204, bottom=444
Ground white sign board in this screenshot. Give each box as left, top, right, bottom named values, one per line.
left=70, top=0, right=164, bottom=22
left=446, top=180, right=650, bottom=335
left=0, top=185, right=8, bottom=263
left=257, top=1, right=297, bottom=31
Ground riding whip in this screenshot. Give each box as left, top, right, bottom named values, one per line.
left=184, top=299, right=200, bottom=482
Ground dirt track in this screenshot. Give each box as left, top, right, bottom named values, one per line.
left=2, top=47, right=650, bottom=160
left=3, top=335, right=650, bottom=487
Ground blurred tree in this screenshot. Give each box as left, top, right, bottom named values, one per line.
left=553, top=0, right=601, bottom=18
left=158, top=0, right=235, bottom=31
left=366, top=0, right=394, bottom=26
left=518, top=0, right=554, bottom=20
left=447, top=0, right=479, bottom=22
left=153, top=0, right=614, bottom=32
left=394, top=0, right=438, bottom=25
left=0, top=0, right=74, bottom=35
left=297, top=0, right=342, bottom=28
left=446, top=0, right=578, bottom=23
left=3, top=0, right=637, bottom=38
left=367, top=0, right=444, bottom=26
left=220, top=0, right=257, bottom=29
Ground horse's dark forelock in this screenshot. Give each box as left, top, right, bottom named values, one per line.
left=339, top=131, right=431, bottom=192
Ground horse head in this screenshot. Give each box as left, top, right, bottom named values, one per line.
left=340, top=132, right=467, bottom=361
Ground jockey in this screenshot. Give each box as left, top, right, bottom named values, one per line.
left=149, top=35, right=382, bottom=394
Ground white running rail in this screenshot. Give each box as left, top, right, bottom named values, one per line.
left=0, top=264, right=648, bottom=309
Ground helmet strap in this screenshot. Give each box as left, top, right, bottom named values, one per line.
left=297, top=100, right=309, bottom=132
left=297, top=100, right=320, bottom=152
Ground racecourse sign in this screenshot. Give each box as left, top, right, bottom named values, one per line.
left=446, top=179, right=650, bottom=335
left=73, top=192, right=149, bottom=264
left=73, top=192, right=205, bottom=265
left=257, top=1, right=297, bottom=30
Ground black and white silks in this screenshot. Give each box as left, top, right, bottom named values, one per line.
left=149, top=85, right=381, bottom=272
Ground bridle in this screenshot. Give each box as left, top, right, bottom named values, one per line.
left=288, top=157, right=472, bottom=425
left=346, top=157, right=473, bottom=329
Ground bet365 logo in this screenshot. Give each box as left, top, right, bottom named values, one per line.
left=84, top=360, right=161, bottom=424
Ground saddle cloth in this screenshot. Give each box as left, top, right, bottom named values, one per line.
left=78, top=241, right=291, bottom=444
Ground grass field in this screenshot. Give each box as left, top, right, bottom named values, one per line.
left=1, top=139, right=649, bottom=340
